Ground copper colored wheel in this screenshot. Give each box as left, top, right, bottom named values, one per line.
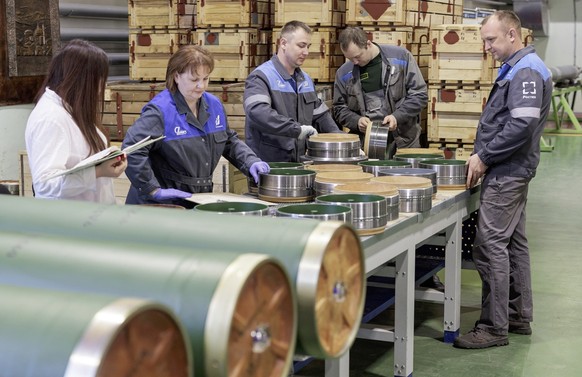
left=96, top=309, right=190, bottom=377
left=227, top=261, right=295, bottom=377
left=315, top=226, right=364, bottom=356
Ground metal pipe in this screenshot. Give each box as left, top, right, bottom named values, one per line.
left=60, top=27, right=128, bottom=41
left=60, top=3, right=127, bottom=19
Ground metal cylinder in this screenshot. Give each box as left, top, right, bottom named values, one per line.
left=332, top=183, right=400, bottom=222
left=363, top=121, right=396, bottom=160
left=358, top=160, right=412, bottom=176
left=0, top=232, right=296, bottom=377
left=258, top=168, right=316, bottom=203
left=248, top=162, right=304, bottom=194
left=371, top=176, right=433, bottom=212
left=0, top=285, right=192, bottom=377
left=549, top=65, right=582, bottom=84
left=377, top=167, right=438, bottom=195
left=316, top=193, right=389, bottom=235
left=0, top=196, right=365, bottom=359
left=314, top=171, right=374, bottom=196
left=307, top=137, right=361, bottom=159
left=418, top=159, right=467, bottom=188
left=194, top=201, right=270, bottom=216
left=394, top=153, right=444, bottom=168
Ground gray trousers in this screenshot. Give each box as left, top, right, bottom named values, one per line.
left=473, top=175, right=533, bottom=335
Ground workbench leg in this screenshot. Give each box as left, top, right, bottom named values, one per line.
left=325, top=353, right=349, bottom=377
left=393, top=246, right=414, bottom=377
left=443, top=214, right=462, bottom=343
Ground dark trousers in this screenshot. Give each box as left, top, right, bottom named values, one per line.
left=473, top=175, right=533, bottom=335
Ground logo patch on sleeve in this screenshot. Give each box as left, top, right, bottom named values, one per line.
left=522, top=81, right=537, bottom=99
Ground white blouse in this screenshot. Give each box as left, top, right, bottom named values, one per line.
left=25, top=88, right=116, bottom=203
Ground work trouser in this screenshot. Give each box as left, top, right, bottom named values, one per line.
left=473, top=175, right=533, bottom=335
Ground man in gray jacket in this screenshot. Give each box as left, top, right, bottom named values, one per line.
left=333, top=27, right=428, bottom=156
left=455, top=10, right=552, bottom=349
left=244, top=21, right=341, bottom=162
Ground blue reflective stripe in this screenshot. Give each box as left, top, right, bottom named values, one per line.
left=256, top=61, right=295, bottom=93
left=341, top=71, right=353, bottom=83
left=391, top=58, right=408, bottom=68
left=151, top=90, right=226, bottom=141
left=506, top=54, right=551, bottom=81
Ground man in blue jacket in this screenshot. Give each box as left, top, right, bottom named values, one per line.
left=244, top=21, right=341, bottom=162
left=455, top=10, right=552, bottom=349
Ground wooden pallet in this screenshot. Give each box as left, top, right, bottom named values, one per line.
left=274, top=0, right=346, bottom=27
left=197, top=0, right=273, bottom=29
left=428, top=142, right=474, bottom=161
left=129, top=0, right=197, bottom=29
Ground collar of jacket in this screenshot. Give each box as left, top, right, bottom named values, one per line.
left=170, top=89, right=209, bottom=131
left=503, top=45, right=536, bottom=70
left=271, top=54, right=306, bottom=83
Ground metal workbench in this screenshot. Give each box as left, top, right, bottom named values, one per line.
left=325, top=186, right=480, bottom=377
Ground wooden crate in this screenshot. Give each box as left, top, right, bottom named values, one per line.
left=197, top=0, right=273, bottom=29
left=129, top=29, right=194, bottom=81
left=129, top=0, right=197, bottom=29
left=271, top=27, right=343, bottom=82
left=196, top=28, right=272, bottom=81
left=365, top=26, right=431, bottom=80
left=428, top=24, right=495, bottom=85
left=346, top=0, right=405, bottom=26
left=427, top=83, right=491, bottom=143
left=274, top=0, right=346, bottom=27
left=405, top=0, right=463, bottom=27
left=346, top=0, right=462, bottom=27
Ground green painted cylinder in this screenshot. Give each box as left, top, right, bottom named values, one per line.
left=0, top=232, right=296, bottom=377
left=0, top=284, right=192, bottom=377
left=0, top=195, right=365, bottom=359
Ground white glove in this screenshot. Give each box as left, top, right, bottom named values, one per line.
left=299, top=125, right=318, bottom=140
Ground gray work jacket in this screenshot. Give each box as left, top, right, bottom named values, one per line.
left=244, top=55, right=341, bottom=162
left=332, top=44, right=428, bottom=147
left=475, top=45, right=552, bottom=179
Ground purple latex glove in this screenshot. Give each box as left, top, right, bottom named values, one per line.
left=152, top=188, right=192, bottom=201
left=249, top=161, right=270, bottom=184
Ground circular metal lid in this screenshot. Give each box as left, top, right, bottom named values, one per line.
left=308, top=133, right=360, bottom=142
left=316, top=193, right=387, bottom=204
left=263, top=168, right=316, bottom=177
left=276, top=203, right=352, bottom=218
left=419, top=159, right=467, bottom=166
left=358, top=160, right=411, bottom=168
left=194, top=202, right=269, bottom=216
left=394, top=153, right=444, bottom=160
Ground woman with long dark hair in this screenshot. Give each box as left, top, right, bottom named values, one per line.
left=25, top=39, right=127, bottom=203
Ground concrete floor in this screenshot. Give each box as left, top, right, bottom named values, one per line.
left=295, top=135, right=582, bottom=376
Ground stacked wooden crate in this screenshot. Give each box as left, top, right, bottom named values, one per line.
left=196, top=0, right=273, bottom=81
left=427, top=25, right=534, bottom=149
left=426, top=24, right=491, bottom=148
left=129, top=0, right=198, bottom=81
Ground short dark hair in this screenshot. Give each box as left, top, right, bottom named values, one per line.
left=280, top=20, right=312, bottom=41
left=338, top=27, right=369, bottom=51
left=482, top=10, right=522, bottom=37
